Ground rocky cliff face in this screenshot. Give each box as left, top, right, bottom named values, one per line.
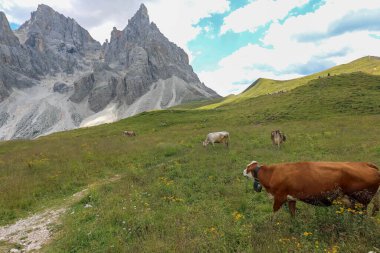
left=0, top=12, right=36, bottom=101
left=0, top=4, right=219, bottom=140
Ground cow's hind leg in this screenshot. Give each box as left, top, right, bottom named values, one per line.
left=348, top=191, right=372, bottom=214
left=372, top=189, right=380, bottom=216
left=288, top=201, right=296, bottom=217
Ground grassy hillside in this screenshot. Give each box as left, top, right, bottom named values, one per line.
left=200, top=56, right=380, bottom=109
left=0, top=72, right=379, bottom=252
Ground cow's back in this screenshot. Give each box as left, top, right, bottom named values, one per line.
left=269, top=162, right=380, bottom=197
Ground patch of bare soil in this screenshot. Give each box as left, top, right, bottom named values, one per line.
left=0, top=175, right=121, bottom=252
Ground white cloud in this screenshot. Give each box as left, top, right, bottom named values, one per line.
left=263, top=0, right=380, bottom=46
left=145, top=0, right=229, bottom=60
left=201, top=0, right=380, bottom=96
left=220, top=0, right=308, bottom=34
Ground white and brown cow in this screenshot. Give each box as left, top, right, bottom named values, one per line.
left=243, top=161, right=380, bottom=217
left=123, top=131, right=136, bottom=137
left=203, top=131, right=230, bottom=147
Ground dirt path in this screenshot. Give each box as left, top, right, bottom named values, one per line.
left=0, top=175, right=121, bottom=252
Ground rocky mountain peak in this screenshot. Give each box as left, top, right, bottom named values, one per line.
left=27, top=4, right=63, bottom=28
left=0, top=12, right=12, bottom=33
left=0, top=12, right=20, bottom=46
left=36, top=4, right=56, bottom=15
left=129, top=4, right=150, bottom=27
left=17, top=4, right=100, bottom=53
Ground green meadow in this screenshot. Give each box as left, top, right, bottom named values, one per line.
left=0, top=69, right=380, bottom=252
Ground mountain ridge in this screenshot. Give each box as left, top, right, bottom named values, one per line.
left=198, top=55, right=380, bottom=109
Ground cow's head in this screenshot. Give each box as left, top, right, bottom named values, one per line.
left=244, top=161, right=263, bottom=192
left=202, top=140, right=209, bottom=147
left=243, top=160, right=258, bottom=179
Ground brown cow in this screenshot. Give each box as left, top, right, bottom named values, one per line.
left=243, top=161, right=380, bottom=217
left=123, top=131, right=136, bottom=137
left=271, top=130, right=286, bottom=148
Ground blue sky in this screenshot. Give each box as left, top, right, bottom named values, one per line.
left=2, top=0, right=380, bottom=95
left=9, top=22, right=19, bottom=30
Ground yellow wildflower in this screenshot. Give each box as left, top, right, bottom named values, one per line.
left=232, top=211, right=244, bottom=221
left=205, top=227, right=220, bottom=237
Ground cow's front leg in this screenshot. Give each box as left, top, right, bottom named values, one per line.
left=273, top=195, right=287, bottom=212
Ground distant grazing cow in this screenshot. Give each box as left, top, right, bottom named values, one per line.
left=243, top=161, right=380, bottom=217
left=123, top=131, right=136, bottom=137
left=271, top=130, right=286, bottom=148
left=203, top=131, right=229, bottom=147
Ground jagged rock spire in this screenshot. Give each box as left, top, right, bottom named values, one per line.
left=0, top=12, right=20, bottom=46
left=36, top=4, right=55, bottom=14
left=129, top=4, right=150, bottom=27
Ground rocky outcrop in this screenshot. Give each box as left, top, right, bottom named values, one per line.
left=0, top=4, right=219, bottom=140
left=69, top=74, right=95, bottom=103
left=53, top=82, right=70, bottom=93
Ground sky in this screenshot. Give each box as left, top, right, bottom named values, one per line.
left=1, top=0, right=380, bottom=96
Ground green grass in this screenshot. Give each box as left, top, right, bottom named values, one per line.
left=0, top=72, right=379, bottom=252
left=200, top=56, right=380, bottom=109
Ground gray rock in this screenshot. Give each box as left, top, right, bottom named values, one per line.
left=69, top=73, right=95, bottom=103
left=88, top=84, right=116, bottom=112
left=0, top=111, right=9, bottom=128
left=92, top=62, right=112, bottom=72
left=53, top=82, right=70, bottom=93
left=71, top=113, right=82, bottom=127
left=0, top=79, right=10, bottom=102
